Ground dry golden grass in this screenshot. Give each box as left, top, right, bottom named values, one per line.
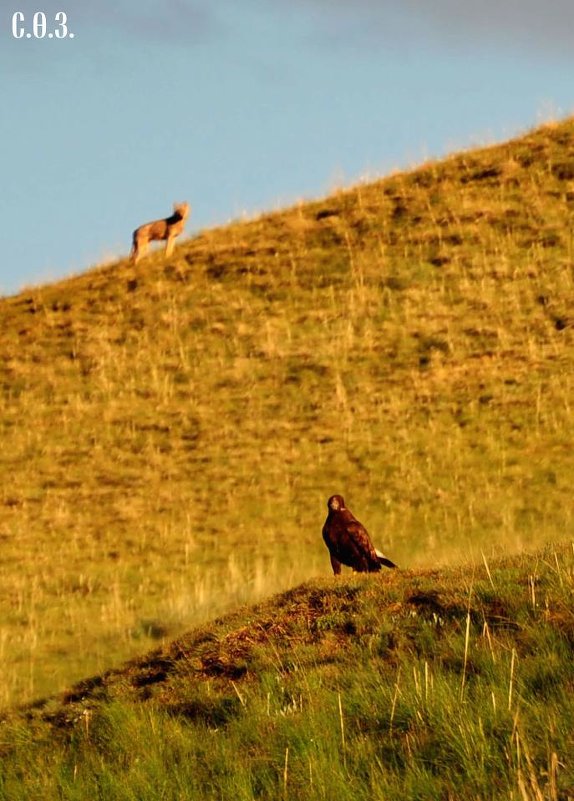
left=1, top=118, right=574, bottom=705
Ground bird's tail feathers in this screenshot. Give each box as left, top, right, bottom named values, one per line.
left=375, top=549, right=397, bottom=569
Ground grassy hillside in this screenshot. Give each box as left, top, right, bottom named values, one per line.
left=1, top=118, right=574, bottom=705
left=1, top=545, right=573, bottom=799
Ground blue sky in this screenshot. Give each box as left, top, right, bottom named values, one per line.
left=2, top=1, right=574, bottom=296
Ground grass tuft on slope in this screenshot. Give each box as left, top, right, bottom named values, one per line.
left=1, top=544, right=573, bottom=799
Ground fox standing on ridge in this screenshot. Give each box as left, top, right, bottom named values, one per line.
left=130, top=202, right=190, bottom=264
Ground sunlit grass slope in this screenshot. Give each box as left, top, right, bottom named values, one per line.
left=1, top=119, right=574, bottom=704
left=1, top=545, right=573, bottom=799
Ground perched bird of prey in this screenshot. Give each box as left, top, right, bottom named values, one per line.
left=322, top=494, right=397, bottom=575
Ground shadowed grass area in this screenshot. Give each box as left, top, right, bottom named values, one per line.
left=1, top=118, right=574, bottom=704
left=1, top=544, right=573, bottom=799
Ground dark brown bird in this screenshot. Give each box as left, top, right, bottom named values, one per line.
left=322, top=494, right=397, bottom=575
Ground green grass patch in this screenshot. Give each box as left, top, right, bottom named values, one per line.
left=1, top=545, right=573, bottom=799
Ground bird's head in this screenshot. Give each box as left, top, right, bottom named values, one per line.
left=327, top=495, right=345, bottom=511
